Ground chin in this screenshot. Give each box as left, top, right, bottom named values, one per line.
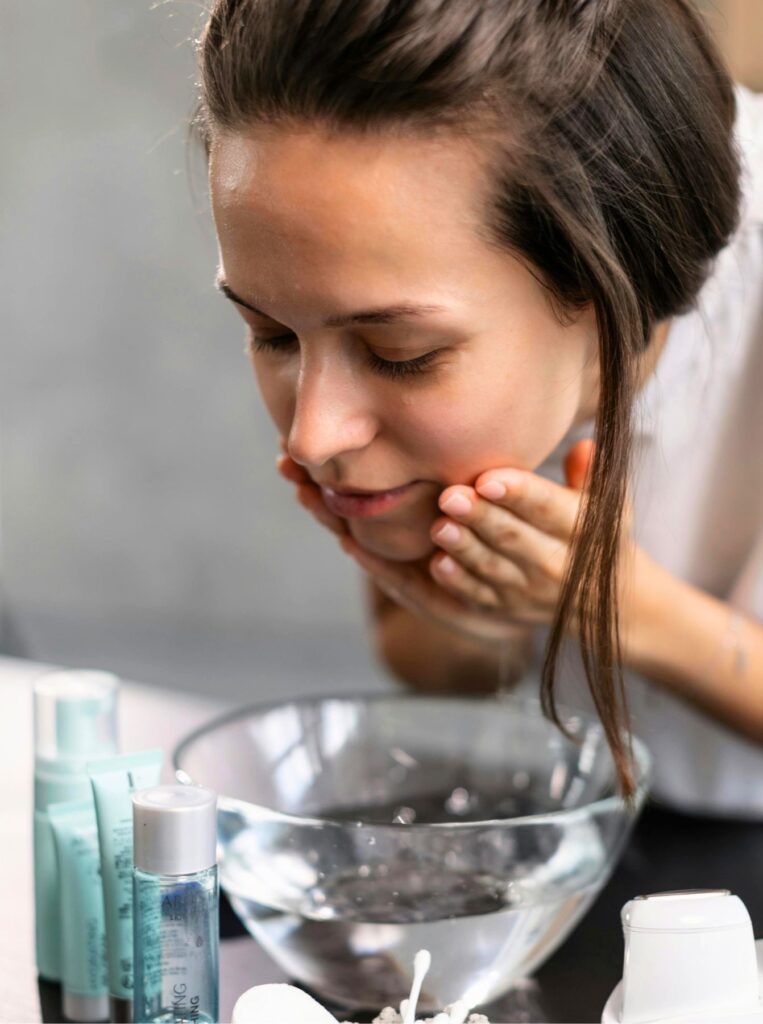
left=348, top=520, right=436, bottom=563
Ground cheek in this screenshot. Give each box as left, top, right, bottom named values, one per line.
left=397, top=370, right=578, bottom=482
left=251, top=356, right=295, bottom=436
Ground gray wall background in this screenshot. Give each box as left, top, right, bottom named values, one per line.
left=2, top=1, right=392, bottom=700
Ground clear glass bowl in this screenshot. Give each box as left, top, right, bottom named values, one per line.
left=173, top=693, right=650, bottom=1012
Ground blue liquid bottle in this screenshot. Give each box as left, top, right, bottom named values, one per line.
left=132, top=785, right=219, bottom=1024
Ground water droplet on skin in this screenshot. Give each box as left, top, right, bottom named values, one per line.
left=392, top=806, right=416, bottom=825
left=358, top=864, right=371, bottom=878
left=368, top=836, right=377, bottom=846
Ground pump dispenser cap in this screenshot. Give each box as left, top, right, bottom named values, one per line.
left=34, top=669, right=119, bottom=768
left=132, top=784, right=217, bottom=875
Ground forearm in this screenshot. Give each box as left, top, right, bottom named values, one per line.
left=366, top=581, right=533, bottom=694
left=623, top=552, right=763, bottom=740
left=372, top=603, right=500, bottom=693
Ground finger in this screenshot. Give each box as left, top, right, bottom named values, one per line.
left=340, top=535, right=511, bottom=639
left=466, top=470, right=582, bottom=539
left=433, top=492, right=566, bottom=576
left=276, top=453, right=311, bottom=485
left=564, top=439, right=595, bottom=491
left=296, top=484, right=348, bottom=535
left=430, top=517, right=529, bottom=589
left=429, top=552, right=502, bottom=608
left=340, top=535, right=413, bottom=587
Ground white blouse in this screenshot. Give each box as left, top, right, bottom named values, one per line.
left=529, top=82, right=763, bottom=818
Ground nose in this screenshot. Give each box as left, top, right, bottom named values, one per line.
left=286, top=354, right=378, bottom=470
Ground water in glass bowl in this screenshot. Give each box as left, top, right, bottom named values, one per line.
left=221, top=786, right=608, bottom=1011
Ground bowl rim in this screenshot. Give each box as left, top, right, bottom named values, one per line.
left=172, top=691, right=651, bottom=830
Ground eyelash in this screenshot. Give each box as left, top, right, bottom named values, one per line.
left=250, top=333, right=440, bottom=380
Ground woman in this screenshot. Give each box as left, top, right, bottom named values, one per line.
left=195, top=0, right=763, bottom=810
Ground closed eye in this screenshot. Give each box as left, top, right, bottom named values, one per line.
left=249, top=332, right=441, bottom=380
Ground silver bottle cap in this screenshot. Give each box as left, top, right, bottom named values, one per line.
left=132, top=784, right=217, bottom=875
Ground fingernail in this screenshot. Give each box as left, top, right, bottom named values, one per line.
left=476, top=480, right=506, bottom=500
left=436, top=555, right=457, bottom=574
left=434, top=522, right=461, bottom=545
left=441, top=493, right=472, bottom=516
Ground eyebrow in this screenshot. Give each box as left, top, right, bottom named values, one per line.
left=215, top=277, right=448, bottom=328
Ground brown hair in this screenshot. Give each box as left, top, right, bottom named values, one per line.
left=192, top=0, right=742, bottom=800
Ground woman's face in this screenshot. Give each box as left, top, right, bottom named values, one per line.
left=209, top=124, right=599, bottom=563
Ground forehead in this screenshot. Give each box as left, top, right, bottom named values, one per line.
left=209, top=125, right=495, bottom=287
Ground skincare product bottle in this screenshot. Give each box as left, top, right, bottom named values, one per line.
left=34, top=669, right=119, bottom=982
left=48, top=798, right=110, bottom=1023
left=132, top=785, right=219, bottom=1024
left=619, top=890, right=760, bottom=1023
left=88, top=749, right=164, bottom=1023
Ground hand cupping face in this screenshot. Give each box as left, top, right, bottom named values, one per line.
left=275, top=435, right=638, bottom=647
left=337, top=440, right=604, bottom=640
left=428, top=465, right=584, bottom=623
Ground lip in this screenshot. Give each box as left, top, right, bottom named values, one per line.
left=320, top=481, right=419, bottom=518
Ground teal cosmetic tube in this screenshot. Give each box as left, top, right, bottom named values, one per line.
left=34, top=670, right=119, bottom=982
left=88, top=749, right=163, bottom=1022
left=49, top=798, right=110, bottom=1022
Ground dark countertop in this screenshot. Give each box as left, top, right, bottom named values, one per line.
left=5, top=657, right=763, bottom=1023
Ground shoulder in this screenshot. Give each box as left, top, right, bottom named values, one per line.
left=733, top=83, right=763, bottom=229
left=688, top=85, right=763, bottom=377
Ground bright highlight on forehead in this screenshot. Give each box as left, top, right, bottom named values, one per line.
left=208, top=125, right=495, bottom=276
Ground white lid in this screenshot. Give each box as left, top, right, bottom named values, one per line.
left=622, top=889, right=748, bottom=932
left=132, top=784, right=217, bottom=875
left=34, top=669, right=119, bottom=766
left=62, top=989, right=110, bottom=1023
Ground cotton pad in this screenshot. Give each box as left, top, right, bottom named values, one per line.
left=231, top=982, right=339, bottom=1023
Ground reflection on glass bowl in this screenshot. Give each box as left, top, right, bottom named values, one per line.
left=173, top=694, right=650, bottom=1012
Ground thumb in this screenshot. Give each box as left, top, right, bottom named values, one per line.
left=564, top=438, right=595, bottom=491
